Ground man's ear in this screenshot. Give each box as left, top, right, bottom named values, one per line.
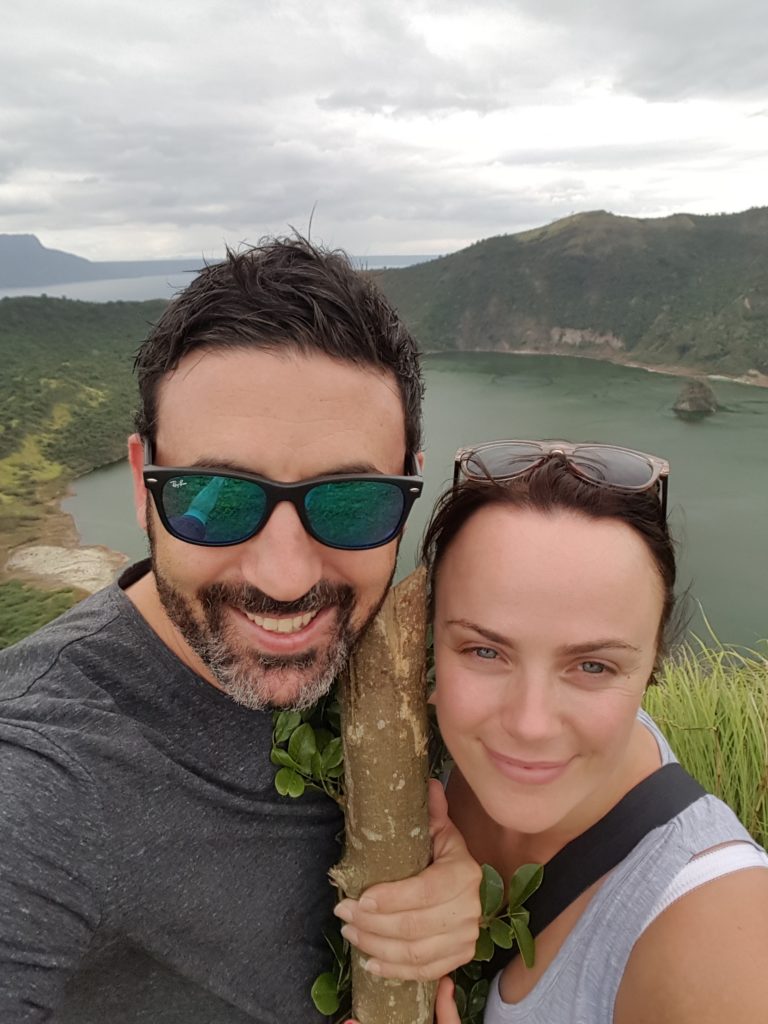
left=127, top=434, right=149, bottom=531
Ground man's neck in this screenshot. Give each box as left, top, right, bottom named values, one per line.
left=124, top=571, right=223, bottom=691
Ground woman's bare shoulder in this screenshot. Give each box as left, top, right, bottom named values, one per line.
left=614, top=867, right=768, bottom=1024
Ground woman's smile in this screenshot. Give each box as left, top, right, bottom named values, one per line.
left=483, top=746, right=575, bottom=785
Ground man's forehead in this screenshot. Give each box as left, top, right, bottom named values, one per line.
left=154, top=346, right=408, bottom=475
left=158, top=345, right=402, bottom=403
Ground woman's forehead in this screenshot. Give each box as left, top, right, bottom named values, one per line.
left=434, top=505, right=665, bottom=633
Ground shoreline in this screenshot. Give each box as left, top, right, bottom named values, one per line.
left=425, top=347, right=768, bottom=389
left=2, top=498, right=130, bottom=596
left=5, top=542, right=130, bottom=594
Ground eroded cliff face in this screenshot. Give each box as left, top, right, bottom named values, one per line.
left=548, top=326, right=625, bottom=352
left=455, top=316, right=626, bottom=356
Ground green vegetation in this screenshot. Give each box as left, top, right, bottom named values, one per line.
left=377, top=207, right=768, bottom=377
left=644, top=641, right=768, bottom=847
left=0, top=295, right=165, bottom=550
left=0, top=580, right=80, bottom=649
left=0, top=296, right=164, bottom=648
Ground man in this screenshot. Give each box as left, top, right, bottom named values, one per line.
left=0, top=239, right=479, bottom=1022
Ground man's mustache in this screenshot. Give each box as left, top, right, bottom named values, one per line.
left=199, top=580, right=355, bottom=618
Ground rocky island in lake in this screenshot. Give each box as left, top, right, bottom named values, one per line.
left=673, top=379, right=719, bottom=421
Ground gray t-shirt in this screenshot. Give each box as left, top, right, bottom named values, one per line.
left=0, top=562, right=343, bottom=1023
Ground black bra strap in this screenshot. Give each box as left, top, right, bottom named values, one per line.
left=524, top=763, right=706, bottom=939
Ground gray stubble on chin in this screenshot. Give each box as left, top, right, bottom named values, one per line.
left=151, top=562, right=355, bottom=711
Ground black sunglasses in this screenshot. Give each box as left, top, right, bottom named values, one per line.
left=454, top=439, right=669, bottom=516
left=142, top=441, right=423, bottom=550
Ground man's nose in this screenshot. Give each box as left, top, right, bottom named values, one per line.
left=238, top=500, right=326, bottom=602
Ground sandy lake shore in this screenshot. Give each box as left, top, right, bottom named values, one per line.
left=499, top=349, right=768, bottom=388
left=5, top=543, right=130, bottom=594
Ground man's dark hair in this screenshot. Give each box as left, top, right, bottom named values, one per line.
left=134, top=236, right=424, bottom=455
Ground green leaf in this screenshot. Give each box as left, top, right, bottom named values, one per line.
left=288, top=772, right=306, bottom=798
left=324, top=762, right=345, bottom=779
left=473, top=926, right=494, bottom=961
left=270, top=747, right=301, bottom=770
left=507, top=863, right=544, bottom=909
left=311, top=751, right=324, bottom=778
left=321, top=737, right=344, bottom=771
left=479, top=863, right=504, bottom=919
left=489, top=917, right=515, bottom=949
left=275, top=767, right=306, bottom=798
left=460, top=960, right=483, bottom=981
left=453, top=981, right=467, bottom=1019
left=511, top=917, right=536, bottom=968
left=288, top=723, right=317, bottom=771
left=467, top=979, right=490, bottom=1017
left=314, top=727, right=334, bottom=753
left=310, top=972, right=340, bottom=1016
left=273, top=710, right=302, bottom=744
left=509, top=907, right=530, bottom=927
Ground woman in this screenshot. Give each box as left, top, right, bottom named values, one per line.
left=342, top=439, right=768, bottom=1023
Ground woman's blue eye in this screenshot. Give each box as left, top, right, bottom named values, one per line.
left=473, top=647, right=498, bottom=660
left=580, top=661, right=606, bottom=674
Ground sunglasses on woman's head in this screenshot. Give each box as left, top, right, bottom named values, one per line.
left=453, top=440, right=669, bottom=516
left=142, top=441, right=423, bottom=550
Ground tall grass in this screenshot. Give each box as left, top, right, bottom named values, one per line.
left=644, top=641, right=768, bottom=848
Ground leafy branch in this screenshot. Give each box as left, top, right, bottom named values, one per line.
left=452, top=862, right=543, bottom=1024
left=270, top=696, right=345, bottom=803
left=271, top=696, right=544, bottom=1022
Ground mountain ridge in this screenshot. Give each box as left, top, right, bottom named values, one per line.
left=375, top=206, right=768, bottom=377
left=0, top=234, right=437, bottom=288
left=0, top=234, right=196, bottom=288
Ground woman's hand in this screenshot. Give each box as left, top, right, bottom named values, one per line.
left=333, top=779, right=481, bottom=981
left=432, top=976, right=462, bottom=1024
left=343, top=975, right=461, bottom=1024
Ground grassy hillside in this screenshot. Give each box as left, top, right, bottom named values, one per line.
left=376, top=207, right=768, bottom=376
left=0, top=296, right=165, bottom=551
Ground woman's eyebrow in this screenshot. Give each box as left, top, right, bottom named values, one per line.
left=444, top=623, right=642, bottom=657
left=445, top=619, right=512, bottom=647
left=558, top=639, right=642, bottom=656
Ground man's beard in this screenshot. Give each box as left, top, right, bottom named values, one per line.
left=147, top=518, right=391, bottom=711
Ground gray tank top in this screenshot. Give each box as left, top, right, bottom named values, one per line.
left=483, top=711, right=766, bottom=1024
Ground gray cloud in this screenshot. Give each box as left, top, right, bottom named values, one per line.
left=498, top=139, right=726, bottom=170
left=1, top=0, right=767, bottom=258
left=509, top=0, right=768, bottom=102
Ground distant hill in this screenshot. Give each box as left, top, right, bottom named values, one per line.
left=376, top=208, right=768, bottom=377
left=0, top=234, right=197, bottom=288
left=0, top=235, right=438, bottom=290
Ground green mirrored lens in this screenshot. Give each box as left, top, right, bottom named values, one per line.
left=161, top=475, right=267, bottom=544
left=305, top=480, right=405, bottom=548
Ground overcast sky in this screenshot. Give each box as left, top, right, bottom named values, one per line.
left=2, top=0, right=767, bottom=260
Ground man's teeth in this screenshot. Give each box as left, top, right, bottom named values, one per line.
left=243, top=610, right=318, bottom=634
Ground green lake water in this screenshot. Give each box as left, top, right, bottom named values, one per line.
left=61, top=353, right=768, bottom=648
